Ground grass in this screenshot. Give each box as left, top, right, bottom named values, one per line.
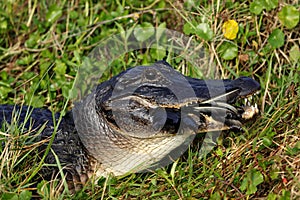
left=0, top=0, right=299, bottom=199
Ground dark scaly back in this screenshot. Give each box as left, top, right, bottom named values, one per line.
left=0, top=105, right=90, bottom=192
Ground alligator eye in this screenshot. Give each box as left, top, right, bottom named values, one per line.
left=144, top=69, right=157, bottom=80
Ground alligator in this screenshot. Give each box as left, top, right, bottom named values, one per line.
left=0, top=60, right=260, bottom=191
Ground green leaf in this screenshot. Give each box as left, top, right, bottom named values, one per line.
left=39, top=61, right=51, bottom=77
left=250, top=0, right=278, bottom=15
left=286, top=141, right=300, bottom=156
left=280, top=190, right=291, bottom=200
left=134, top=22, right=155, bottom=42
left=250, top=1, right=263, bottom=15
left=195, top=23, right=213, bottom=41
left=16, top=54, right=34, bottom=65
left=150, top=44, right=166, bottom=60
left=69, top=10, right=79, bottom=19
left=62, top=83, right=72, bottom=99
left=278, top=5, right=300, bottom=29
left=156, top=22, right=166, bottom=41
left=25, top=33, right=40, bottom=48
left=0, top=17, right=8, bottom=30
left=0, top=86, right=13, bottom=99
left=184, top=0, right=200, bottom=10
left=46, top=5, right=62, bottom=24
left=267, top=193, right=277, bottom=200
left=25, top=93, right=45, bottom=108
left=19, top=191, right=32, bottom=200
left=240, top=169, right=264, bottom=195
left=268, top=29, right=284, bottom=48
left=289, top=44, right=300, bottom=62
left=0, top=71, right=9, bottom=81
left=183, top=22, right=195, bottom=35
left=252, top=170, right=264, bottom=185
left=0, top=80, right=10, bottom=87
left=1, top=193, right=19, bottom=200
left=262, top=137, right=273, bottom=147
left=54, top=60, right=67, bottom=76
left=115, top=22, right=126, bottom=41
left=262, top=0, right=278, bottom=11
left=125, top=25, right=135, bottom=41
left=218, top=42, right=238, bottom=60
left=240, top=177, right=248, bottom=191
left=270, top=169, right=279, bottom=180
left=210, top=192, right=221, bottom=199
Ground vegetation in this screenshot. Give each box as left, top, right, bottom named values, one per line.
left=0, top=0, right=299, bottom=199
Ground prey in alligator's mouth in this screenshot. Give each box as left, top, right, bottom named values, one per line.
left=98, top=60, right=260, bottom=138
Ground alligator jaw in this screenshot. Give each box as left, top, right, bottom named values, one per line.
left=193, top=90, right=260, bottom=133
left=99, top=61, right=260, bottom=136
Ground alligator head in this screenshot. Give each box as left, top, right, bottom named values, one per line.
left=73, top=60, right=260, bottom=177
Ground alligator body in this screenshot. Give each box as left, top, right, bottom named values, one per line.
left=0, top=60, right=260, bottom=191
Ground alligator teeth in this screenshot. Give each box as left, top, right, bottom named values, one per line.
left=247, top=99, right=251, bottom=106
left=244, top=98, right=251, bottom=106
left=212, top=101, right=238, bottom=114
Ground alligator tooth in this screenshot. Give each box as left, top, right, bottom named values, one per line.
left=245, top=98, right=250, bottom=106
left=212, top=101, right=238, bottom=114
left=202, top=89, right=240, bottom=104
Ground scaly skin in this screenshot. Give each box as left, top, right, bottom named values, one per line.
left=0, top=60, right=260, bottom=191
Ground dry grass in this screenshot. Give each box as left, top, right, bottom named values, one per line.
left=0, top=0, right=299, bottom=199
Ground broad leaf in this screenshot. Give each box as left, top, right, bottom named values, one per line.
left=268, top=29, right=284, bottom=48
left=195, top=23, right=213, bottom=41
left=218, top=42, right=238, bottom=60
left=278, top=5, right=300, bottom=29
left=240, top=169, right=264, bottom=195
left=134, top=22, right=155, bottom=42
left=250, top=1, right=263, bottom=15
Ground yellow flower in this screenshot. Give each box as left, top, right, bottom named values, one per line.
left=222, top=20, right=239, bottom=40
